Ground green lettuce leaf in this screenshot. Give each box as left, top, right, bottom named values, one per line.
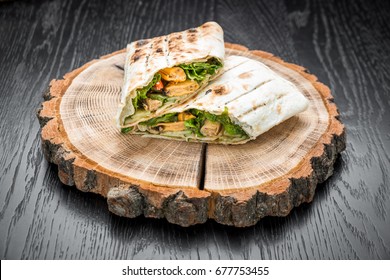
left=209, top=108, right=247, bottom=136
left=184, top=116, right=205, bottom=137
left=148, top=93, right=169, bottom=104
left=139, top=113, right=178, bottom=127
left=132, top=73, right=161, bottom=109
left=121, top=126, right=134, bottom=134
left=186, top=108, right=248, bottom=137
left=179, top=58, right=222, bottom=82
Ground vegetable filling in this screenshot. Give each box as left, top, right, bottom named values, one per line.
left=131, top=58, right=223, bottom=112
left=128, top=108, right=249, bottom=140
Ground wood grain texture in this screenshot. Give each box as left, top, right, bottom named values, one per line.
left=0, top=0, right=389, bottom=259
left=37, top=44, right=344, bottom=227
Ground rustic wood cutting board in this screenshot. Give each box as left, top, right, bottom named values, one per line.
left=37, top=43, right=345, bottom=227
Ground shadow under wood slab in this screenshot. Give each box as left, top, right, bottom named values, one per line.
left=36, top=43, right=345, bottom=227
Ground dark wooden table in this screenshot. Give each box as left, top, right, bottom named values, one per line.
left=1, top=0, right=389, bottom=260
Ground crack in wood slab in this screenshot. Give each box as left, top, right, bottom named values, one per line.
left=198, top=143, right=207, bottom=191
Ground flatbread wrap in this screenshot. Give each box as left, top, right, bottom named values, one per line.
left=117, top=22, right=225, bottom=129
left=125, top=55, right=310, bottom=144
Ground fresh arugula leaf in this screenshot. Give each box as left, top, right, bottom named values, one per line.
left=179, top=58, right=222, bottom=82
left=132, top=73, right=161, bottom=109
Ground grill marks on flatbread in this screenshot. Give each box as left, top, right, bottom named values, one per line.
left=223, top=79, right=273, bottom=106
left=136, top=55, right=309, bottom=144
left=117, top=22, right=225, bottom=128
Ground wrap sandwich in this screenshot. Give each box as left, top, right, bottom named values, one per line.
left=117, top=22, right=225, bottom=129
left=125, top=55, right=310, bottom=144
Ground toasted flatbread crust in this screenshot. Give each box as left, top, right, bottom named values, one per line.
left=133, top=55, right=309, bottom=144
left=117, top=22, right=225, bottom=128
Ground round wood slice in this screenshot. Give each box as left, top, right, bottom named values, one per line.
left=37, top=43, right=345, bottom=227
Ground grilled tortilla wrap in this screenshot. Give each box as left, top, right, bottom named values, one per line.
left=125, top=55, right=309, bottom=144
left=117, top=22, right=225, bottom=129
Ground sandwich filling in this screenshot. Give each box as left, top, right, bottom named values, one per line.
left=117, top=22, right=225, bottom=128
left=123, top=107, right=249, bottom=143
left=124, top=58, right=223, bottom=126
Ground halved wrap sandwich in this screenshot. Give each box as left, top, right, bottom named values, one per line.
left=117, top=22, right=225, bottom=130
left=125, top=55, right=310, bottom=144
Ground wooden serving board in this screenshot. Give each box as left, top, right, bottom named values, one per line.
left=37, top=43, right=345, bottom=227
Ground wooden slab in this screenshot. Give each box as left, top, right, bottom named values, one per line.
left=37, top=43, right=345, bottom=227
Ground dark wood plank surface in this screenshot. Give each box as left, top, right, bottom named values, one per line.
left=0, top=0, right=389, bottom=259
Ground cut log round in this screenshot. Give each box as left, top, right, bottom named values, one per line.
left=37, top=43, right=345, bottom=227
